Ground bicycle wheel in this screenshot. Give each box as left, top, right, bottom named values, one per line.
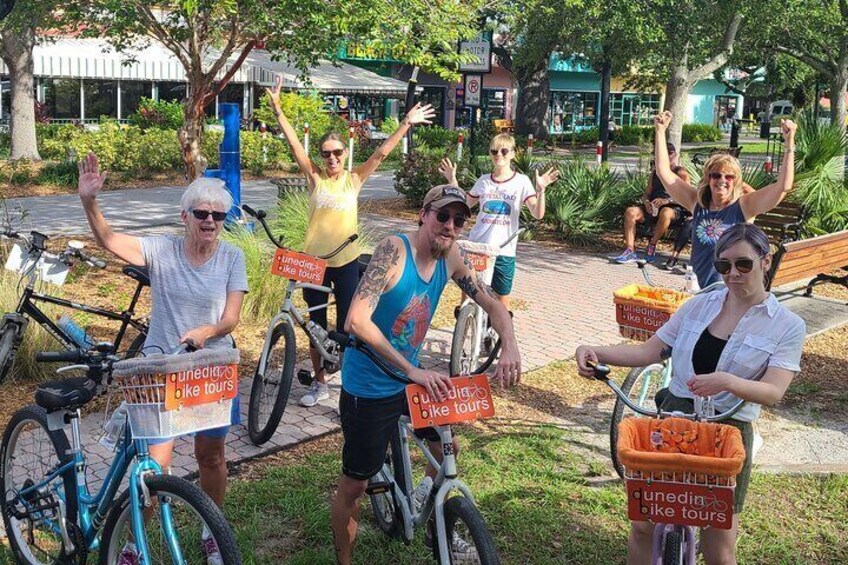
left=450, top=304, right=479, bottom=376
left=125, top=328, right=149, bottom=358
left=610, top=363, right=667, bottom=479
left=1, top=405, right=78, bottom=564
left=99, top=474, right=241, bottom=565
left=369, top=470, right=400, bottom=538
left=0, top=320, right=21, bottom=384
left=248, top=321, right=296, bottom=445
left=436, top=496, right=500, bottom=565
left=662, top=529, right=684, bottom=565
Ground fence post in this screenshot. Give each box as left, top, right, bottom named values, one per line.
left=527, top=134, right=534, bottom=156
left=596, top=141, right=603, bottom=165
left=457, top=132, right=464, bottom=161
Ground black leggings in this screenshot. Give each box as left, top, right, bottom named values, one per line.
left=674, top=218, right=694, bottom=254
left=303, top=258, right=360, bottom=333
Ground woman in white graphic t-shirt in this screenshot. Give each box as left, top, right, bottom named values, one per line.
left=440, top=133, right=558, bottom=310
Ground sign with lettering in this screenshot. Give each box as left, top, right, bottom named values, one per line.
left=406, top=375, right=495, bottom=429
left=627, top=479, right=735, bottom=530
left=459, top=35, right=492, bottom=73
left=271, top=249, right=327, bottom=284
left=164, top=364, right=239, bottom=411
left=464, top=75, right=482, bottom=107
left=464, top=252, right=489, bottom=272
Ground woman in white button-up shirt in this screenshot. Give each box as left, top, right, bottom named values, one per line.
left=577, top=223, right=805, bottom=565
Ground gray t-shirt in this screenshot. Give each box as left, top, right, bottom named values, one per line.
left=139, top=236, right=248, bottom=353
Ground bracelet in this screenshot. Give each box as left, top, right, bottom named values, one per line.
left=784, top=146, right=795, bottom=153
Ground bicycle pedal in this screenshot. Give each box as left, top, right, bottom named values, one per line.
left=297, top=369, right=313, bottom=386
left=365, top=481, right=392, bottom=495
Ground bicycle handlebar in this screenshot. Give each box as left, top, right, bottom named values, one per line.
left=74, top=249, right=107, bottom=269
left=36, top=349, right=85, bottom=363
left=590, top=363, right=745, bottom=422
left=499, top=227, right=526, bottom=249
left=242, top=204, right=358, bottom=259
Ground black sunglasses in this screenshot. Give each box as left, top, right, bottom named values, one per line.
left=713, top=256, right=763, bottom=275
left=489, top=148, right=511, bottom=156
left=321, top=148, right=345, bottom=158
left=191, top=209, right=227, bottom=222
left=433, top=209, right=467, bottom=228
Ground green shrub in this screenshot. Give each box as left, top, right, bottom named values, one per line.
left=1, top=159, right=34, bottom=186
left=614, top=126, right=654, bottom=145
left=128, top=97, right=184, bottom=130
left=681, top=124, right=722, bottom=142
left=0, top=133, right=9, bottom=159
left=36, top=160, right=79, bottom=187
left=220, top=226, right=285, bottom=321
left=380, top=117, right=400, bottom=134
left=414, top=126, right=460, bottom=150
left=393, top=147, right=445, bottom=207
left=239, top=131, right=294, bottom=175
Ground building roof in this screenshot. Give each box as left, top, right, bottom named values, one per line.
left=0, top=38, right=411, bottom=97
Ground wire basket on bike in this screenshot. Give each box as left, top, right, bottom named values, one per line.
left=456, top=240, right=500, bottom=284
left=613, top=284, right=691, bottom=342
left=112, top=348, right=239, bottom=439
left=617, top=417, right=746, bottom=529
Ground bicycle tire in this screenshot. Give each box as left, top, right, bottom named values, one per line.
left=450, top=304, right=479, bottom=376
left=662, top=528, right=684, bottom=565
left=435, top=496, right=500, bottom=565
left=0, top=321, right=20, bottom=384
left=1, top=405, right=78, bottom=564
left=248, top=321, right=296, bottom=445
left=369, top=470, right=401, bottom=538
left=610, top=363, right=666, bottom=479
left=125, top=328, right=148, bottom=358
left=99, top=474, right=241, bottom=565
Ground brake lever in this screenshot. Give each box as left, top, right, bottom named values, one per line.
left=57, top=364, right=90, bottom=374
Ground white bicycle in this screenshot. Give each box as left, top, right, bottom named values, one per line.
left=450, top=229, right=524, bottom=376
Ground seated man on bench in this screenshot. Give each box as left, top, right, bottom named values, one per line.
left=612, top=142, right=690, bottom=264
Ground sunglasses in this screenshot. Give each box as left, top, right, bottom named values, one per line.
left=321, top=148, right=345, bottom=159
left=191, top=209, right=227, bottom=222
left=709, top=172, right=737, bottom=182
left=713, top=256, right=763, bottom=275
left=433, top=209, right=467, bottom=228
left=489, top=148, right=511, bottom=156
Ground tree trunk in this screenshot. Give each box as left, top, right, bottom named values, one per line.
left=663, top=67, right=691, bottom=150
left=1, top=25, right=41, bottom=161
left=598, top=56, right=612, bottom=162
left=178, top=86, right=209, bottom=181
left=830, top=72, right=848, bottom=132
left=515, top=59, right=550, bottom=140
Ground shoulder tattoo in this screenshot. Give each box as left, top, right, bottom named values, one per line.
left=356, top=238, right=400, bottom=308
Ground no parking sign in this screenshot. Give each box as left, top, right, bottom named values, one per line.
left=464, top=74, right=482, bottom=107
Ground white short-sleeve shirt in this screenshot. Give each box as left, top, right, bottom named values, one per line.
left=655, top=288, right=806, bottom=422
left=467, top=172, right=535, bottom=257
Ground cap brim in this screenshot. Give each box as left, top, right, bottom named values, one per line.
left=430, top=197, right=471, bottom=216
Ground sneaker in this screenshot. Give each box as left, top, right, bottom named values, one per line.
left=660, top=257, right=678, bottom=271
left=671, top=263, right=687, bottom=275
left=201, top=535, right=224, bottom=565
left=117, top=544, right=139, bottom=565
left=611, top=249, right=639, bottom=264
left=644, top=244, right=657, bottom=263
left=424, top=527, right=479, bottom=561
left=299, top=381, right=330, bottom=407
left=411, top=476, right=433, bottom=513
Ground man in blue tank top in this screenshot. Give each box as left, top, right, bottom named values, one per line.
left=330, top=185, right=522, bottom=565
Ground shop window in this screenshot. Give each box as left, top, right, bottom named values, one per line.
left=610, top=93, right=660, bottom=127
left=84, top=81, right=118, bottom=120
left=548, top=91, right=599, bottom=133
left=157, top=81, right=188, bottom=103
left=1, top=75, right=9, bottom=121
left=482, top=89, right=506, bottom=121
left=121, top=81, right=153, bottom=119
left=42, top=78, right=81, bottom=121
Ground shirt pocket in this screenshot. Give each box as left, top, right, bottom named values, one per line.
left=675, top=319, right=703, bottom=367
left=732, top=334, right=777, bottom=372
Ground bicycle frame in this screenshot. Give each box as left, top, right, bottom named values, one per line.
left=15, top=411, right=170, bottom=564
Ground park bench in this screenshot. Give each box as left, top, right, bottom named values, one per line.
left=272, top=175, right=308, bottom=199
left=754, top=201, right=808, bottom=245
left=766, top=229, right=848, bottom=299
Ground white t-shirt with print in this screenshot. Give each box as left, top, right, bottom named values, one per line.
left=467, top=172, right=535, bottom=257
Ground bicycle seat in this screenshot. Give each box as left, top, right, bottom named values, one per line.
left=122, top=265, right=150, bottom=287
left=35, top=377, right=98, bottom=411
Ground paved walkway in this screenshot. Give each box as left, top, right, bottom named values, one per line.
left=3, top=181, right=847, bottom=492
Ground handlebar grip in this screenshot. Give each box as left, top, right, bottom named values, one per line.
left=36, top=350, right=84, bottom=363
left=241, top=204, right=265, bottom=219
left=349, top=234, right=359, bottom=242
left=328, top=331, right=352, bottom=349
left=89, top=258, right=107, bottom=269
left=591, top=363, right=611, bottom=381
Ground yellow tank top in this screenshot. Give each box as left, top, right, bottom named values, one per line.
left=302, top=171, right=360, bottom=267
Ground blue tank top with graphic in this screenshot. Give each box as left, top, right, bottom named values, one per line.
left=690, top=201, right=746, bottom=287
left=342, top=234, right=449, bottom=398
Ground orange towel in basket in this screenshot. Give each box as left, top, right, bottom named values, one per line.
left=617, top=417, right=745, bottom=477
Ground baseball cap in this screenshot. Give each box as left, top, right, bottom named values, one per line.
left=422, top=185, right=471, bottom=215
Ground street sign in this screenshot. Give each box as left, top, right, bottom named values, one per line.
left=459, top=35, right=492, bottom=73
left=464, top=75, right=482, bottom=107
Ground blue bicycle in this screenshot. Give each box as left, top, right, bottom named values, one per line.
left=0, top=347, right=241, bottom=565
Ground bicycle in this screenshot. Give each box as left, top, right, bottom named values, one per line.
left=590, top=363, right=746, bottom=565
left=0, top=229, right=149, bottom=384
left=450, top=229, right=524, bottom=376
left=0, top=345, right=241, bottom=564
left=240, top=204, right=359, bottom=446
left=609, top=261, right=724, bottom=479
left=328, top=330, right=503, bottom=564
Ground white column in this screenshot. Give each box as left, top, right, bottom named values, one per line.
left=80, top=79, right=85, bottom=123
left=117, top=80, right=122, bottom=120
left=243, top=82, right=250, bottom=118
left=152, top=82, right=158, bottom=101
left=215, top=95, right=219, bottom=120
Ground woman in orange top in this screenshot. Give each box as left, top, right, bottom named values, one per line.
left=267, top=76, right=435, bottom=407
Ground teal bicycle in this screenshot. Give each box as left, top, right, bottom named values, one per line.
left=0, top=346, right=241, bottom=565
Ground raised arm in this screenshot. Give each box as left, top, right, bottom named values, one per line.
left=346, top=236, right=454, bottom=399
left=654, top=112, right=698, bottom=212
left=448, top=244, right=521, bottom=387
left=78, top=153, right=144, bottom=266
left=524, top=166, right=559, bottom=220
left=266, top=76, right=319, bottom=183
left=739, top=119, right=797, bottom=219
left=353, top=103, right=436, bottom=183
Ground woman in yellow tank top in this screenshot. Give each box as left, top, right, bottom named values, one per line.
left=267, top=76, right=435, bottom=407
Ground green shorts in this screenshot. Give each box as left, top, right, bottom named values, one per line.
left=656, top=390, right=754, bottom=514
left=491, top=256, right=516, bottom=296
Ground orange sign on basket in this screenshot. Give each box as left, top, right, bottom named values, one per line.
left=626, top=479, right=735, bottom=530
left=464, top=252, right=489, bottom=272
left=164, top=364, right=239, bottom=411
left=405, top=375, right=495, bottom=429
left=270, top=249, right=327, bottom=284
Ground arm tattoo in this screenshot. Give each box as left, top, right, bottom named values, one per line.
left=660, top=345, right=673, bottom=360
left=458, top=247, right=474, bottom=271
left=475, top=273, right=497, bottom=300
left=355, top=239, right=400, bottom=308
left=455, top=275, right=478, bottom=300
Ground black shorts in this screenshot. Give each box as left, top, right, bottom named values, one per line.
left=640, top=204, right=687, bottom=226
left=339, top=389, right=440, bottom=481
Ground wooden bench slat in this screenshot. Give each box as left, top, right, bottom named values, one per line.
left=781, top=230, right=848, bottom=252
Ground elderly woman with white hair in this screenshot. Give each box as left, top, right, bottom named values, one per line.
left=78, top=152, right=247, bottom=564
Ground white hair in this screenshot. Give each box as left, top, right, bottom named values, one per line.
left=180, top=177, right=233, bottom=213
